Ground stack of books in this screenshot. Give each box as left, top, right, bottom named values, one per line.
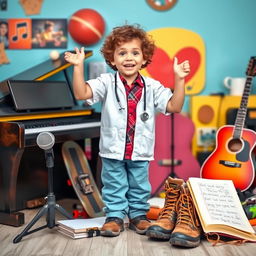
left=57, top=216, right=106, bottom=239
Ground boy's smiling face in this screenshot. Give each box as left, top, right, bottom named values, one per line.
left=111, top=38, right=146, bottom=85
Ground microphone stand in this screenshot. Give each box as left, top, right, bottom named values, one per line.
left=170, top=113, right=178, bottom=178
left=151, top=113, right=181, bottom=197
left=13, top=149, right=72, bottom=243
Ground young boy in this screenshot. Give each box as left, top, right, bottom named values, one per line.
left=64, top=24, right=190, bottom=237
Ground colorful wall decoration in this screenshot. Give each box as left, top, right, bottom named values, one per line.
left=19, top=0, right=44, bottom=16
left=146, top=0, right=177, bottom=11
left=0, top=0, right=7, bottom=11
left=1, top=18, right=67, bottom=49
left=141, top=27, right=206, bottom=95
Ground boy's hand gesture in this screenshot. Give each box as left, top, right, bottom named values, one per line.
left=64, top=47, right=85, bottom=65
left=173, top=57, right=190, bottom=79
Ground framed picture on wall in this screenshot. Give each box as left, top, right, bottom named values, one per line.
left=0, top=19, right=8, bottom=48
left=32, top=19, right=67, bottom=49
left=0, top=0, right=7, bottom=11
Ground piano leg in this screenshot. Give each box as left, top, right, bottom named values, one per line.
left=0, top=212, right=24, bottom=227
left=0, top=145, right=25, bottom=226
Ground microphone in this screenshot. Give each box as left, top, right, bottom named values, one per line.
left=36, top=132, right=55, bottom=151
left=36, top=132, right=55, bottom=168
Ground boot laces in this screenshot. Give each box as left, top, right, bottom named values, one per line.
left=158, top=186, right=180, bottom=218
left=176, top=189, right=199, bottom=228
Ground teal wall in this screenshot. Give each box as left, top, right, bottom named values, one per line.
left=1, top=0, right=256, bottom=112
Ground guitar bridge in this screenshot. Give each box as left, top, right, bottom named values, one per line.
left=219, top=160, right=241, bottom=168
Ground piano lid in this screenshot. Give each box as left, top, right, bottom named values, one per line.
left=0, top=50, right=92, bottom=99
left=0, top=50, right=94, bottom=122
left=2, top=50, right=92, bottom=82
left=7, top=80, right=75, bottom=111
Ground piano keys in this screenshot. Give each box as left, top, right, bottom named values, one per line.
left=24, top=116, right=101, bottom=135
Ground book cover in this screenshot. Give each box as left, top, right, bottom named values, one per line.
left=58, top=227, right=100, bottom=239
left=57, top=216, right=106, bottom=233
left=187, top=177, right=256, bottom=242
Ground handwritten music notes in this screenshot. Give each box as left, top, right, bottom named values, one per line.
left=19, top=0, right=44, bottom=16
left=188, top=177, right=254, bottom=233
left=8, top=19, right=31, bottom=49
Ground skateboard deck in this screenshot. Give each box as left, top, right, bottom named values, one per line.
left=62, top=141, right=105, bottom=217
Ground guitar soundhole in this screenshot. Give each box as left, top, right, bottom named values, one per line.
left=228, top=138, right=242, bottom=152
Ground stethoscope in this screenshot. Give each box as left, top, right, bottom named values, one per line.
left=114, top=73, right=149, bottom=122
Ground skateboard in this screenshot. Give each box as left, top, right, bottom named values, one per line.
left=62, top=141, right=105, bottom=218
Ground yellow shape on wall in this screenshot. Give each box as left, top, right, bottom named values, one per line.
left=142, top=27, right=206, bottom=95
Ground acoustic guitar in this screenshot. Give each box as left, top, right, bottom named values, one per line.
left=200, top=56, right=256, bottom=191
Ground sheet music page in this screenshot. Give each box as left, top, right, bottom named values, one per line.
left=188, top=178, right=254, bottom=233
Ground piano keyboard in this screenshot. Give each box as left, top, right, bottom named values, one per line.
left=24, top=116, right=101, bottom=135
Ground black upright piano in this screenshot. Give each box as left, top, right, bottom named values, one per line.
left=0, top=51, right=101, bottom=226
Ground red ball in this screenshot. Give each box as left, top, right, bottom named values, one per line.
left=68, top=8, right=105, bottom=46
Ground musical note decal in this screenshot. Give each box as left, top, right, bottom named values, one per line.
left=12, top=22, right=28, bottom=41
left=8, top=19, right=32, bottom=49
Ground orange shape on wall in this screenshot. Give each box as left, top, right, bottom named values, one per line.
left=8, top=19, right=32, bottom=49
left=19, top=0, right=44, bottom=16
left=0, top=43, right=10, bottom=64
left=142, top=28, right=206, bottom=95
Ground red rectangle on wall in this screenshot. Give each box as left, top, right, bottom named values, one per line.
left=8, top=19, right=32, bottom=49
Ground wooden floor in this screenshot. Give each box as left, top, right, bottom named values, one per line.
left=1, top=199, right=256, bottom=256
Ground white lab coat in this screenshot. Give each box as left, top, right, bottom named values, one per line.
left=86, top=72, right=172, bottom=161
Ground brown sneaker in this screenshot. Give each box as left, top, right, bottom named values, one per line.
left=100, top=217, right=124, bottom=237
left=129, top=215, right=151, bottom=235
left=146, top=177, right=184, bottom=240
left=170, top=184, right=202, bottom=248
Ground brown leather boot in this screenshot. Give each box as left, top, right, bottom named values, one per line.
left=170, top=184, right=202, bottom=248
left=146, top=177, right=184, bottom=240
left=129, top=215, right=151, bottom=235
left=100, top=217, right=124, bottom=237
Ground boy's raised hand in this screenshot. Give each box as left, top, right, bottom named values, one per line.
left=64, top=47, right=85, bottom=65
left=173, top=57, right=190, bottom=79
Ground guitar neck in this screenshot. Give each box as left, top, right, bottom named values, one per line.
left=233, top=76, right=253, bottom=138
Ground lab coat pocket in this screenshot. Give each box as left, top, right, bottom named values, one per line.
left=138, top=130, right=154, bottom=157
left=100, top=127, right=118, bottom=153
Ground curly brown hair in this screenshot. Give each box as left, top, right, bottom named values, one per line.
left=100, top=24, right=155, bottom=71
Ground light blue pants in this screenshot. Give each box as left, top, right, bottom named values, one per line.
left=101, top=157, right=151, bottom=219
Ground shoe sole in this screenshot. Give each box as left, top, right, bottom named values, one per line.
left=129, top=223, right=148, bottom=235
left=170, top=233, right=200, bottom=248
left=146, top=229, right=171, bottom=240
left=100, top=226, right=124, bottom=237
